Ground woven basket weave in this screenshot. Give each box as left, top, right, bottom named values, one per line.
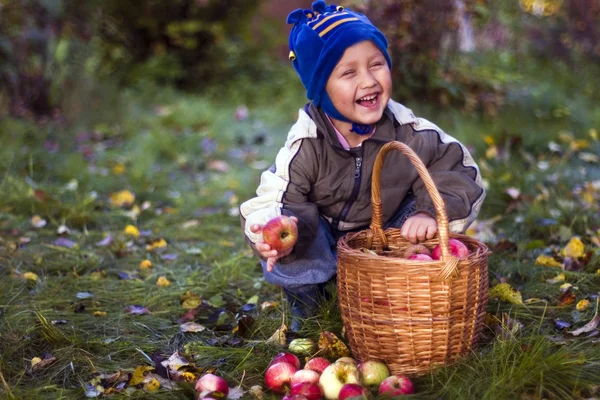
left=337, top=141, right=489, bottom=376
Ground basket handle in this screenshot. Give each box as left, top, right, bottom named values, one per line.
left=369, top=141, right=459, bottom=281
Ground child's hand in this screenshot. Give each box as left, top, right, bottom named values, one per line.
left=401, top=212, right=437, bottom=244
left=250, top=216, right=298, bottom=272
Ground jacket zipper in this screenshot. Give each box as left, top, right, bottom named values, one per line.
left=335, top=154, right=363, bottom=230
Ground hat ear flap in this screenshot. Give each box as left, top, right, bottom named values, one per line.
left=311, top=0, right=327, bottom=14
left=286, top=8, right=306, bottom=24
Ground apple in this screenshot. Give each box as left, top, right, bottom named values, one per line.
left=431, top=238, right=470, bottom=260
left=336, top=357, right=357, bottom=365
left=408, top=253, right=433, bottom=261
left=404, top=244, right=431, bottom=258
left=357, top=360, right=390, bottom=387
left=265, top=362, right=298, bottom=393
left=269, top=352, right=301, bottom=369
left=305, top=357, right=331, bottom=374
left=282, top=395, right=309, bottom=400
left=289, top=338, right=316, bottom=355
left=195, top=374, right=229, bottom=396
left=319, top=360, right=361, bottom=399
left=290, top=382, right=323, bottom=400
left=378, top=375, right=414, bottom=396
left=262, top=215, right=298, bottom=252
left=291, top=369, right=321, bottom=386
left=338, top=383, right=368, bottom=400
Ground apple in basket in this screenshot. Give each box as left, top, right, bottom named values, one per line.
left=404, top=244, right=431, bottom=258
left=319, top=360, right=361, bottom=399
left=431, top=238, right=470, bottom=260
left=378, top=374, right=414, bottom=396
left=262, top=215, right=298, bottom=252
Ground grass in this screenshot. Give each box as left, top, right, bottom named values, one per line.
left=1, top=52, right=600, bottom=399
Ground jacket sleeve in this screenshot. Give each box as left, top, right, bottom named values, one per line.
left=239, top=138, right=319, bottom=261
left=409, top=120, right=486, bottom=233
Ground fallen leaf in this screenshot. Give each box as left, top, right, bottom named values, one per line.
left=546, top=272, right=566, bottom=284
left=139, top=260, right=152, bottom=269
left=266, top=323, right=288, bottom=346
left=536, top=254, right=563, bottom=268
left=318, top=330, right=350, bottom=359
left=93, top=311, right=107, bottom=317
left=559, top=283, right=573, bottom=292
left=31, top=357, right=42, bottom=368
left=146, top=238, right=167, bottom=251
left=577, top=299, right=591, bottom=312
left=180, top=322, right=206, bottom=333
left=57, top=224, right=71, bottom=235
left=23, top=272, right=39, bottom=281
left=180, top=291, right=202, bottom=309
left=124, top=225, right=140, bottom=238
left=228, top=386, right=246, bottom=399
left=76, top=292, right=94, bottom=299
left=157, top=276, right=171, bottom=287
left=208, top=160, right=230, bottom=172
left=569, top=314, right=600, bottom=336
left=248, top=385, right=264, bottom=399
left=129, top=366, right=154, bottom=386
left=562, top=237, right=585, bottom=259
left=112, top=163, right=126, bottom=175
left=54, top=238, right=77, bottom=248
left=30, top=355, right=57, bottom=373
left=504, top=187, right=521, bottom=199
left=554, top=318, right=571, bottom=330
left=559, top=291, right=577, bottom=306
left=96, top=235, right=113, bottom=247
left=84, top=380, right=105, bottom=398
left=31, top=215, right=47, bottom=228
left=125, top=305, right=150, bottom=315
left=110, top=190, right=135, bottom=207
left=160, top=352, right=189, bottom=371
left=488, top=283, right=523, bottom=305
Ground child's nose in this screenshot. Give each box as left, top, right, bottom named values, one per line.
left=360, top=70, right=377, bottom=89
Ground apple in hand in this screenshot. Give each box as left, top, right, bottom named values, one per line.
left=358, top=360, right=390, bottom=387
left=304, top=357, right=331, bottom=375
left=338, top=383, right=368, bottom=400
left=431, top=238, right=470, bottom=260
left=319, top=360, right=361, bottom=399
left=265, top=362, right=298, bottom=393
left=195, top=373, right=229, bottom=396
left=269, top=352, right=301, bottom=369
left=262, top=215, right=298, bottom=252
left=378, top=374, right=414, bottom=396
left=290, top=382, right=323, bottom=400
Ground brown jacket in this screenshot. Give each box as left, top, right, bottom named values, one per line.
left=240, top=100, right=485, bottom=257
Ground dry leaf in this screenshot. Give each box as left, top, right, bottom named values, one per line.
left=535, top=255, right=563, bottom=268
left=561, top=237, right=585, bottom=259
left=546, top=273, right=566, bottom=284
left=180, top=322, right=206, bottom=333
left=488, top=283, right=523, bottom=305
left=124, top=225, right=140, bottom=238
left=23, top=272, right=39, bottom=281
left=160, top=352, right=189, bottom=371
left=569, top=315, right=600, bottom=336
left=110, top=190, right=135, bottom=207
left=31, top=215, right=47, bottom=228
left=576, top=299, right=591, bottom=311
left=318, top=331, right=350, bottom=359
left=266, top=323, right=288, bottom=346
left=143, top=377, right=160, bottom=391
left=146, top=238, right=167, bottom=251
left=129, top=366, right=154, bottom=386
left=139, top=260, right=152, bottom=269
left=156, top=276, right=171, bottom=287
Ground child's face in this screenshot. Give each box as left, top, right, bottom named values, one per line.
left=325, top=40, right=391, bottom=127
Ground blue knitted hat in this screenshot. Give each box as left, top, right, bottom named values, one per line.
left=287, top=0, right=392, bottom=134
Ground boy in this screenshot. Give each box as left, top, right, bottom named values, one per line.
left=240, top=1, right=485, bottom=331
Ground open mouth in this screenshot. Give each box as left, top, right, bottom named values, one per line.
left=356, top=93, right=379, bottom=108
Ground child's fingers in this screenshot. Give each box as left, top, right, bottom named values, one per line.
left=426, top=225, right=437, bottom=240
left=255, top=242, right=271, bottom=252
left=290, top=216, right=299, bottom=224
left=266, top=257, right=276, bottom=272
left=250, top=224, right=263, bottom=233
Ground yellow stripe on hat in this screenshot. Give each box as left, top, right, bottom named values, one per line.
left=318, top=17, right=359, bottom=37
left=310, top=12, right=348, bottom=30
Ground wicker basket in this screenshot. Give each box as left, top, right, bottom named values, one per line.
left=337, top=141, right=490, bottom=376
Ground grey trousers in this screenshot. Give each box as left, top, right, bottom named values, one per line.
left=261, top=195, right=416, bottom=290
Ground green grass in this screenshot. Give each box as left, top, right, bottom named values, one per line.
left=1, top=54, right=600, bottom=399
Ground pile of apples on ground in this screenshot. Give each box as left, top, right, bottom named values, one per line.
left=196, top=352, right=413, bottom=399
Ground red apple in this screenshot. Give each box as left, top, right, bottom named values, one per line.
left=269, top=352, right=301, bottom=369
left=291, top=369, right=321, bottom=386
left=282, top=395, right=309, bottom=400
left=290, top=382, right=323, bottom=400
left=339, top=383, right=368, bottom=400
left=305, top=357, right=331, bottom=374
left=262, top=215, right=298, bottom=252
left=336, top=357, right=357, bottom=365
left=195, top=374, right=229, bottom=396
left=358, top=360, right=390, bottom=387
left=265, top=362, right=298, bottom=393
left=431, top=238, right=470, bottom=260
left=319, top=360, right=361, bottom=399
left=378, top=374, right=414, bottom=396
left=408, top=253, right=433, bottom=261
left=404, top=244, right=431, bottom=258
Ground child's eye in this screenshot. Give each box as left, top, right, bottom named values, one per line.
left=342, top=70, right=355, bottom=77
left=370, top=62, right=383, bottom=68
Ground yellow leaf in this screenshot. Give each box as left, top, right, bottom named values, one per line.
left=547, top=273, right=566, bottom=284
left=485, top=145, right=498, bottom=159
left=219, top=240, right=234, bottom=247
left=93, top=311, right=107, bottom=317
left=110, top=190, right=135, bottom=207
left=31, top=357, right=42, bottom=367
left=318, top=331, right=350, bottom=359
left=570, top=139, right=590, bottom=151
left=535, top=255, right=562, bottom=268
left=559, top=283, right=572, bottom=292
left=129, top=366, right=154, bottom=386
left=157, top=276, right=171, bottom=287
left=23, top=272, right=39, bottom=281
left=488, top=283, right=523, bottom=305
left=483, top=135, right=495, bottom=146
left=561, top=237, right=585, bottom=258
left=181, top=371, right=196, bottom=382
left=124, top=225, right=140, bottom=238
left=576, top=299, right=591, bottom=311
left=112, top=163, right=127, bottom=175
left=589, top=128, right=598, bottom=141
left=139, top=260, right=153, bottom=269
left=143, top=377, right=160, bottom=392
left=146, top=238, right=167, bottom=251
